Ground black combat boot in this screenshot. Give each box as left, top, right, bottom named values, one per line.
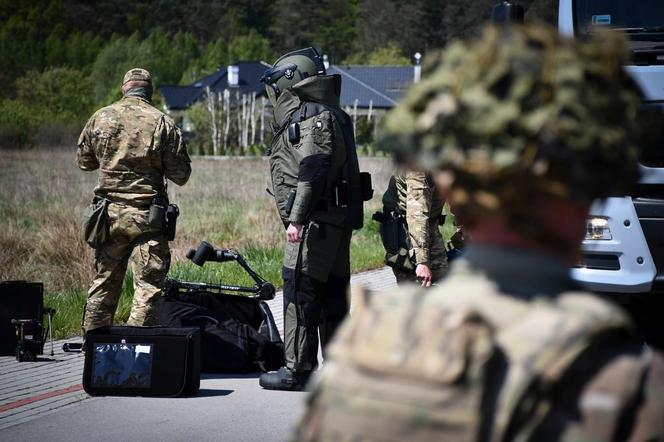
left=259, top=367, right=310, bottom=391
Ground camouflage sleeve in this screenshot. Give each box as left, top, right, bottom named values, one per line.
left=159, top=117, right=191, bottom=186
left=76, top=115, right=99, bottom=171
left=289, top=111, right=333, bottom=225
left=405, top=170, right=433, bottom=265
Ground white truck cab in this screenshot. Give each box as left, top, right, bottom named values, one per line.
left=558, top=0, right=664, bottom=296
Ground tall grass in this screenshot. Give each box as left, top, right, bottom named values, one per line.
left=0, top=150, right=394, bottom=337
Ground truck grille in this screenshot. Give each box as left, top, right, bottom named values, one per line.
left=576, top=254, right=620, bottom=271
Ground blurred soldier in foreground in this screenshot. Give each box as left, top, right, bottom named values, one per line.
left=77, top=68, right=191, bottom=333
left=259, top=48, right=368, bottom=391
left=296, top=25, right=664, bottom=440
left=381, top=168, right=448, bottom=286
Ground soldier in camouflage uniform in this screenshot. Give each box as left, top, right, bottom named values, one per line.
left=296, top=25, right=664, bottom=440
left=258, top=48, right=365, bottom=391
left=382, top=168, right=447, bottom=286
left=77, top=68, right=191, bottom=333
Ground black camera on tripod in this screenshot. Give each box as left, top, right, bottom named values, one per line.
left=12, top=319, right=42, bottom=362
left=1, top=281, right=56, bottom=362
left=11, top=308, right=56, bottom=362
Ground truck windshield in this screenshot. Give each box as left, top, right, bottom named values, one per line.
left=575, top=0, right=664, bottom=37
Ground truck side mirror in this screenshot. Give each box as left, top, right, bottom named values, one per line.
left=492, top=1, right=525, bottom=25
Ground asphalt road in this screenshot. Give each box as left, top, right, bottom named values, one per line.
left=0, top=373, right=306, bottom=442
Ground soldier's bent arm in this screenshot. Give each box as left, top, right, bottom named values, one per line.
left=159, top=118, right=192, bottom=186
left=76, top=116, right=100, bottom=171
left=288, top=111, right=334, bottom=224
left=405, top=170, right=432, bottom=265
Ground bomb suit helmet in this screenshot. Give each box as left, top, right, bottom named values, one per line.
left=260, top=47, right=326, bottom=100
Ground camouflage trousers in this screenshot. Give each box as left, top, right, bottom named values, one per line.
left=391, top=226, right=448, bottom=285
left=82, top=203, right=170, bottom=333
left=282, top=222, right=352, bottom=372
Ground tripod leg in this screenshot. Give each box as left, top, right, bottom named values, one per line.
left=48, top=312, right=54, bottom=356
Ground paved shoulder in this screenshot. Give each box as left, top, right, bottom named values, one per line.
left=0, top=338, right=86, bottom=430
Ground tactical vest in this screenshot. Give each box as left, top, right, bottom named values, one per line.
left=300, top=269, right=647, bottom=441
left=269, top=101, right=368, bottom=230
left=291, top=101, right=365, bottom=229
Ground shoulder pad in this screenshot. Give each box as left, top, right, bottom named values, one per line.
left=292, top=102, right=331, bottom=124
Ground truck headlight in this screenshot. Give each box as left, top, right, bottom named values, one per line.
left=585, top=217, right=612, bottom=240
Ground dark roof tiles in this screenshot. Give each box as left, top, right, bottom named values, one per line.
left=157, top=86, right=202, bottom=110
left=329, top=65, right=414, bottom=108
left=159, top=60, right=270, bottom=110
left=159, top=62, right=415, bottom=110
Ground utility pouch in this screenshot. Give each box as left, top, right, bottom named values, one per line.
left=82, top=197, right=110, bottom=249
left=148, top=200, right=167, bottom=230
left=333, top=181, right=350, bottom=208
left=376, top=211, right=415, bottom=274
left=285, top=190, right=296, bottom=215
left=165, top=204, right=179, bottom=241
left=385, top=248, right=416, bottom=274
left=360, top=172, right=374, bottom=201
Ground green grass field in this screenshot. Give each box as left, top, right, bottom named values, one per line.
left=0, top=149, right=454, bottom=337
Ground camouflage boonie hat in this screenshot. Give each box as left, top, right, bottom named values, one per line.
left=122, top=68, right=152, bottom=85
left=379, top=24, right=644, bottom=204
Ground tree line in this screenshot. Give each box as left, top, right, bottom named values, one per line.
left=0, top=0, right=556, bottom=149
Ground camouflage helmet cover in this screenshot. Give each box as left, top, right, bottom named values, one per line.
left=380, top=24, right=644, bottom=205
left=261, top=47, right=326, bottom=97
left=123, top=68, right=152, bottom=85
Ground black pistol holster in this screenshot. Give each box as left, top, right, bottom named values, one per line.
left=149, top=196, right=179, bottom=241
left=165, top=204, right=179, bottom=241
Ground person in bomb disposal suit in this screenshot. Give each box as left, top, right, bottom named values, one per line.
left=77, top=68, right=191, bottom=333
left=295, top=26, right=664, bottom=440
left=259, top=48, right=368, bottom=391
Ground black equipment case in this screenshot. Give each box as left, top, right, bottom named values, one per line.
left=161, top=286, right=284, bottom=372
left=83, top=326, right=201, bottom=397
left=0, top=281, right=44, bottom=356
left=159, top=241, right=284, bottom=373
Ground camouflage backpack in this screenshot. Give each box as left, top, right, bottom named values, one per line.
left=298, top=266, right=645, bottom=441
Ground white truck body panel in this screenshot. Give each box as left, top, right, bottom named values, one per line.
left=626, top=65, right=664, bottom=101
left=572, top=198, right=656, bottom=292
left=558, top=0, right=574, bottom=35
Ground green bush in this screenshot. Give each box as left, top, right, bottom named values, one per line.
left=91, top=30, right=201, bottom=104
left=344, top=42, right=411, bottom=66
left=0, top=99, right=38, bottom=148
left=15, top=67, right=95, bottom=125
left=184, top=101, right=213, bottom=155
left=228, top=30, right=274, bottom=64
